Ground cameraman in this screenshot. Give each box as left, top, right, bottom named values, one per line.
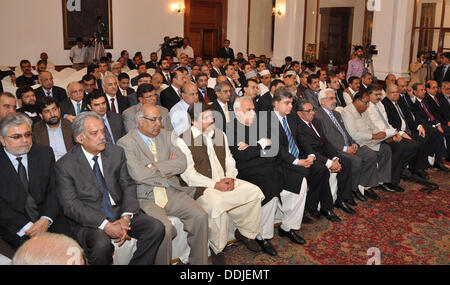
left=176, top=37, right=194, bottom=60
left=409, top=52, right=427, bottom=85
left=347, top=46, right=367, bottom=81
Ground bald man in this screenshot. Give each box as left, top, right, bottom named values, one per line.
left=34, top=71, right=67, bottom=103
left=117, top=104, right=208, bottom=265
left=59, top=82, right=89, bottom=123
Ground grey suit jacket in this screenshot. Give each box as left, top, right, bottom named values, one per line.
left=117, top=129, right=195, bottom=200
left=304, top=88, right=320, bottom=110
left=122, top=104, right=173, bottom=133
left=55, top=144, right=140, bottom=229
left=105, top=111, right=126, bottom=143
left=315, top=107, right=357, bottom=151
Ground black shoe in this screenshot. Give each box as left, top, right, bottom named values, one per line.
left=365, top=188, right=380, bottom=200
left=345, top=198, right=357, bottom=207
left=210, top=247, right=226, bottom=265
left=411, top=170, right=429, bottom=180
left=302, top=215, right=314, bottom=224
left=434, top=162, right=446, bottom=170
left=353, top=191, right=367, bottom=202
left=307, top=208, right=321, bottom=219
left=278, top=228, right=306, bottom=245
left=391, top=183, right=405, bottom=193
left=235, top=229, right=261, bottom=252
left=334, top=201, right=356, bottom=215
left=256, top=239, right=277, bottom=256
left=320, top=210, right=342, bottom=222
left=379, top=183, right=397, bottom=193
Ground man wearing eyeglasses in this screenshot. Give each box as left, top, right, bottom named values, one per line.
left=117, top=104, right=208, bottom=265
left=0, top=113, right=72, bottom=255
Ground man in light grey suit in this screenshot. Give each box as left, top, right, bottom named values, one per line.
left=55, top=112, right=165, bottom=265
left=122, top=84, right=172, bottom=133
left=304, top=74, right=321, bottom=110
left=315, top=89, right=380, bottom=202
left=117, top=104, right=208, bottom=265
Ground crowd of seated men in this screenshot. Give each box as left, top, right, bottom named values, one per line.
left=1, top=44, right=449, bottom=265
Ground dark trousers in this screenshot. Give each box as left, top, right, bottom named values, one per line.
left=410, top=126, right=443, bottom=170
left=335, top=155, right=353, bottom=203
left=305, top=162, right=333, bottom=212
left=386, top=139, right=420, bottom=183
left=75, top=212, right=165, bottom=265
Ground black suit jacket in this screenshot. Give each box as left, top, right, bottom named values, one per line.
left=256, top=92, right=273, bottom=112
left=335, top=89, right=347, bottom=108
left=146, top=61, right=158, bottom=70
left=105, top=93, right=130, bottom=114
left=209, top=68, right=222, bottom=79
left=198, top=87, right=217, bottom=103
left=105, top=111, right=126, bottom=143
left=211, top=100, right=233, bottom=132
left=59, top=97, right=89, bottom=117
left=160, top=71, right=172, bottom=86
left=410, top=98, right=442, bottom=126
left=296, top=119, right=339, bottom=164
left=160, top=85, right=181, bottom=111
left=217, top=47, right=235, bottom=61
left=433, top=65, right=450, bottom=86
left=55, top=144, right=141, bottom=229
left=425, top=93, right=450, bottom=124
left=0, top=145, right=62, bottom=246
left=35, top=86, right=67, bottom=103
left=117, top=88, right=138, bottom=106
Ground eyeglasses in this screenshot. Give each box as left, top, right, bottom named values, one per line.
left=142, top=116, right=162, bottom=122
left=360, top=100, right=370, bottom=105
left=7, top=132, right=32, bottom=140
left=301, top=109, right=315, bottom=113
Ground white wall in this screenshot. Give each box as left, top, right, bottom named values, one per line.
left=227, top=0, right=249, bottom=57
left=0, top=0, right=184, bottom=67
left=248, top=0, right=274, bottom=57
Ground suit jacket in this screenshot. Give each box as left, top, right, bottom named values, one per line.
left=117, top=88, right=138, bottom=107
left=0, top=145, right=61, bottom=241
left=117, top=129, right=194, bottom=199
left=425, top=93, right=450, bottom=124
left=256, top=92, right=273, bottom=112
left=198, top=87, right=217, bottom=103
left=122, top=104, right=172, bottom=133
left=146, top=61, right=159, bottom=70
left=59, top=97, right=89, bottom=117
left=209, top=68, right=222, bottom=79
left=411, top=98, right=443, bottom=126
left=304, top=88, right=320, bottom=110
left=314, top=108, right=357, bottom=152
left=105, top=93, right=130, bottom=114
left=131, top=76, right=140, bottom=87
left=382, top=97, right=414, bottom=134
left=32, top=119, right=75, bottom=152
left=160, top=85, right=181, bottom=111
left=55, top=144, right=141, bottom=229
left=433, top=65, right=450, bottom=86
left=211, top=100, right=233, bottom=133
left=104, top=111, right=126, bottom=143
left=160, top=71, right=173, bottom=86
left=35, top=86, right=67, bottom=103
left=217, top=47, right=235, bottom=61
left=297, top=119, right=339, bottom=164
left=335, top=89, right=347, bottom=108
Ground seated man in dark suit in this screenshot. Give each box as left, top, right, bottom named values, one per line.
left=296, top=101, right=356, bottom=215
left=34, top=71, right=67, bottom=103
left=0, top=113, right=72, bottom=252
left=257, top=79, right=285, bottom=112
left=117, top=73, right=138, bottom=107
left=16, top=86, right=41, bottom=126
left=196, top=73, right=217, bottom=104
left=86, top=91, right=126, bottom=144
left=160, top=69, right=184, bottom=111
left=211, top=82, right=233, bottom=133
left=103, top=74, right=129, bottom=114
left=304, top=74, right=321, bottom=110
left=131, top=63, right=149, bottom=87
left=327, top=75, right=347, bottom=108
left=433, top=52, right=450, bottom=87
left=270, top=88, right=341, bottom=223
left=33, top=96, right=74, bottom=161
left=59, top=82, right=89, bottom=123
left=55, top=112, right=165, bottom=265
left=82, top=74, right=97, bottom=97
left=425, top=80, right=450, bottom=127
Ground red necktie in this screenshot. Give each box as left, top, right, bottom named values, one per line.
left=309, top=122, right=324, bottom=146
left=202, top=89, right=210, bottom=104
left=110, top=98, right=117, bottom=113
left=421, top=101, right=435, bottom=122
left=433, top=96, right=440, bottom=106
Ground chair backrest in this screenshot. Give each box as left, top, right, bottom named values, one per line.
left=127, top=69, right=138, bottom=79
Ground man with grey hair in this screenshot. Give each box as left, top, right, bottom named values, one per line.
left=0, top=113, right=72, bottom=252
left=111, top=62, right=122, bottom=77
left=118, top=104, right=208, bottom=265
left=211, top=81, right=233, bottom=133
left=102, top=74, right=129, bottom=114
left=316, top=88, right=379, bottom=202
left=12, top=233, right=85, bottom=265
left=0, top=92, right=17, bottom=122
left=55, top=112, right=165, bottom=265
left=59, top=82, right=88, bottom=123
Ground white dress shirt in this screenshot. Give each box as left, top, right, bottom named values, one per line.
left=300, top=118, right=337, bottom=168
left=170, top=99, right=191, bottom=135
left=70, top=46, right=86, bottom=64
left=105, top=94, right=119, bottom=113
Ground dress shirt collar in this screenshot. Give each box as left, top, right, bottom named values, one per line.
left=274, top=111, right=286, bottom=122
left=218, top=100, right=228, bottom=110
left=137, top=129, right=155, bottom=147
left=348, top=87, right=357, bottom=95
left=191, top=125, right=214, bottom=139
left=105, top=93, right=116, bottom=101
left=179, top=99, right=190, bottom=110
left=5, top=148, right=28, bottom=165
left=81, top=145, right=102, bottom=168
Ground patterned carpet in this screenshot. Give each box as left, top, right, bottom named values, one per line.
left=223, top=169, right=450, bottom=265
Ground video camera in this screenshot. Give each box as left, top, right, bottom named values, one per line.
left=163, top=37, right=184, bottom=50
left=424, top=50, right=437, bottom=62
left=365, top=44, right=378, bottom=60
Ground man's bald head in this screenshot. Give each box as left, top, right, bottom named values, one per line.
left=137, top=104, right=161, bottom=138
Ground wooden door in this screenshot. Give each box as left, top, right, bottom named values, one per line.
left=185, top=0, right=228, bottom=59
left=319, top=7, right=353, bottom=66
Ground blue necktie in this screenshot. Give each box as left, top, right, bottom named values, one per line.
left=281, top=117, right=299, bottom=159
left=328, top=111, right=350, bottom=146
left=103, top=119, right=114, bottom=144
left=76, top=103, right=81, bottom=115
left=92, top=156, right=115, bottom=222
left=373, top=104, right=390, bottom=128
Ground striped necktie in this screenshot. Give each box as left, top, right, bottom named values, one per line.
left=281, top=117, right=299, bottom=159
left=328, top=111, right=351, bottom=146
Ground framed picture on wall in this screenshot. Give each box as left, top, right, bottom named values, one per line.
left=62, top=0, right=113, bottom=49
